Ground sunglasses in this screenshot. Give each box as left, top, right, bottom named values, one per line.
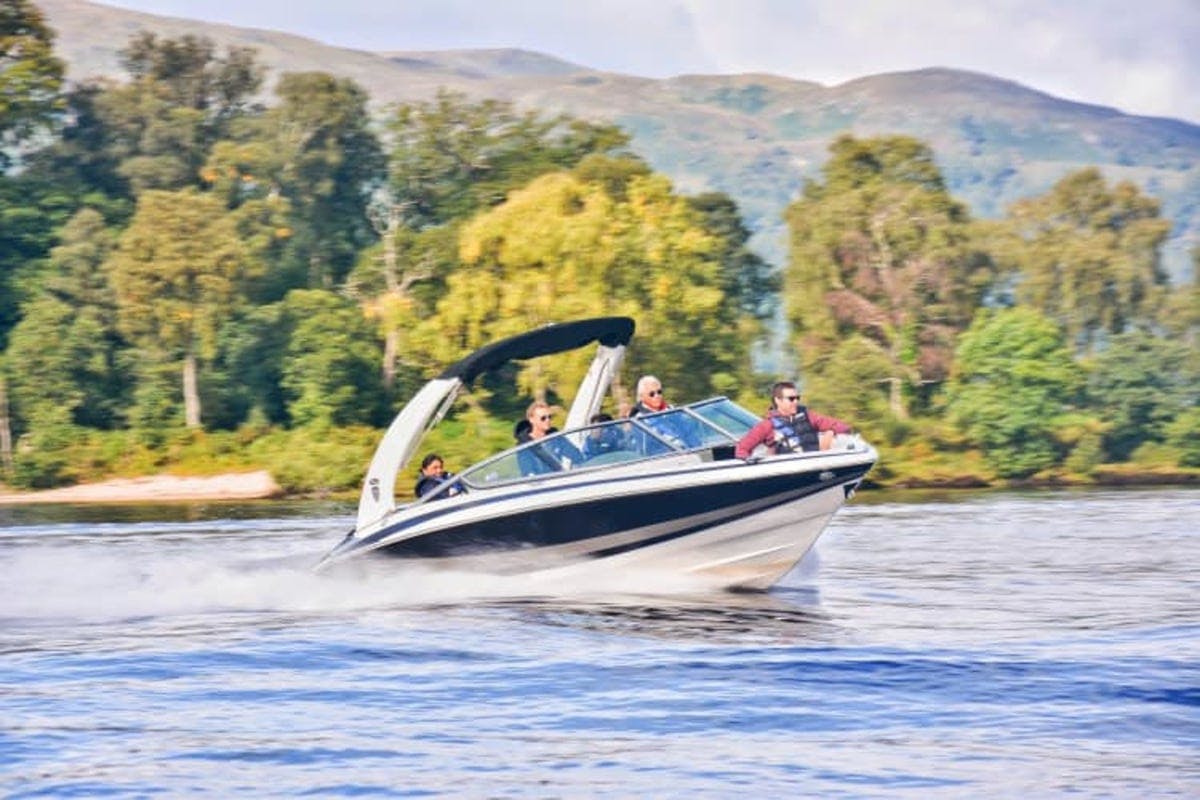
left=537, top=414, right=552, bottom=421
left=647, top=389, right=663, bottom=397
left=779, top=395, right=800, bottom=402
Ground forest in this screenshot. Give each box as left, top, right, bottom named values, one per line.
left=1, top=1, right=1198, bottom=494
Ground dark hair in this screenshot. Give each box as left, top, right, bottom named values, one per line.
left=590, top=413, right=613, bottom=424
left=770, top=381, right=798, bottom=410
left=420, top=453, right=443, bottom=470
left=771, top=381, right=797, bottom=400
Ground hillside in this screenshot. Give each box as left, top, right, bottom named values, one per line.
left=36, top=0, right=1200, bottom=279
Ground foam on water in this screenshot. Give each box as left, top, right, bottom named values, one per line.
left=0, top=523, right=725, bottom=625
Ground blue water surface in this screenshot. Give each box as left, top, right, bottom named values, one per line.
left=1, top=489, right=1197, bottom=797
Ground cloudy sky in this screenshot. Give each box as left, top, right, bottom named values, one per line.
left=100, top=0, right=1200, bottom=124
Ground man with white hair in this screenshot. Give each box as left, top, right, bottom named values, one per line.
left=627, top=374, right=699, bottom=448
left=630, top=375, right=670, bottom=417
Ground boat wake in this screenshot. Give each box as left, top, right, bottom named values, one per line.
left=0, top=534, right=817, bottom=628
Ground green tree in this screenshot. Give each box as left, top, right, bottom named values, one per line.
left=1085, top=330, right=1198, bottom=461
left=0, top=0, right=64, bottom=165
left=1166, top=409, right=1200, bottom=467
left=2, top=208, right=122, bottom=488
left=6, top=208, right=126, bottom=432
left=256, top=72, right=384, bottom=288
left=95, top=33, right=264, bottom=194
left=784, top=134, right=993, bottom=419
left=687, top=191, right=777, bottom=320
left=0, top=0, right=67, bottom=351
left=1160, top=246, right=1199, bottom=344
left=383, top=90, right=632, bottom=231
left=278, top=290, right=386, bottom=428
left=1006, top=168, right=1172, bottom=354
left=107, top=188, right=283, bottom=429
left=944, top=307, right=1083, bottom=478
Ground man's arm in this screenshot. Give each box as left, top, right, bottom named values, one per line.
left=807, top=409, right=851, bottom=434
left=735, top=418, right=773, bottom=459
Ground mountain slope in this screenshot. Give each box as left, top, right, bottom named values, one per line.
left=36, top=0, right=1200, bottom=278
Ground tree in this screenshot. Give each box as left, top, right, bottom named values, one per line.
left=944, top=307, right=1082, bottom=478
left=1084, top=331, right=1198, bottom=461
left=784, top=134, right=993, bottom=419
left=355, top=92, right=633, bottom=389
left=107, top=188, right=282, bottom=429
left=259, top=72, right=384, bottom=288
left=429, top=168, right=746, bottom=403
left=0, top=0, right=67, bottom=351
left=686, top=191, right=777, bottom=321
left=278, top=290, right=386, bottom=428
left=0, top=0, right=65, bottom=165
left=1006, top=168, right=1172, bottom=354
left=2, top=208, right=124, bottom=486
left=95, top=33, right=265, bottom=194
left=1160, top=245, right=1199, bottom=344
left=382, top=89, right=632, bottom=231
left=5, top=208, right=126, bottom=433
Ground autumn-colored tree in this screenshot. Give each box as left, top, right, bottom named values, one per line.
left=784, top=134, right=992, bottom=419
left=1005, top=168, right=1171, bottom=354
left=427, top=167, right=745, bottom=404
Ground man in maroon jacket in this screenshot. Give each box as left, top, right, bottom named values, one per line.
left=735, top=381, right=851, bottom=459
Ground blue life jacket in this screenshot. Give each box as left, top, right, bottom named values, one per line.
left=770, top=408, right=819, bottom=453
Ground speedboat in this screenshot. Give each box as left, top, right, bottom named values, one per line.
left=317, top=317, right=876, bottom=591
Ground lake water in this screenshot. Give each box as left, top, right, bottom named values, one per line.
left=2, top=488, right=1197, bottom=797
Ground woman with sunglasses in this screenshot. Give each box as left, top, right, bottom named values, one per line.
left=515, top=401, right=584, bottom=475
left=735, top=381, right=851, bottom=459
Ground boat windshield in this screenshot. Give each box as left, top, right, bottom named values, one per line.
left=456, top=397, right=757, bottom=489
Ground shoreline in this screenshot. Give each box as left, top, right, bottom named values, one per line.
left=1, top=467, right=1195, bottom=506
left=0, top=470, right=284, bottom=505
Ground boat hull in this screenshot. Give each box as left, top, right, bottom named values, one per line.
left=321, top=450, right=874, bottom=591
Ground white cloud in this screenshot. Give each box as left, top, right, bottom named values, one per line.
left=98, top=0, right=1200, bottom=122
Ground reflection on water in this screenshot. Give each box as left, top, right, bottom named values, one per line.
left=1, top=488, right=1198, bottom=796
left=491, top=587, right=836, bottom=645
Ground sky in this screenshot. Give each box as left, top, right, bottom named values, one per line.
left=98, top=0, right=1200, bottom=124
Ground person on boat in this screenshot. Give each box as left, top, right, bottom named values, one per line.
left=628, top=375, right=671, bottom=417
left=516, top=401, right=584, bottom=475
left=414, top=453, right=460, bottom=499
left=582, top=412, right=627, bottom=459
left=628, top=375, right=697, bottom=449
left=735, top=381, right=851, bottom=459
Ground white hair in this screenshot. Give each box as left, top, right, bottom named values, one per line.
left=636, top=375, right=661, bottom=397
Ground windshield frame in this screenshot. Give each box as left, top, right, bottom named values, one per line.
left=450, top=397, right=751, bottom=492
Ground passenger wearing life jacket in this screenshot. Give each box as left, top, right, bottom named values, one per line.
left=735, top=381, right=851, bottom=459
